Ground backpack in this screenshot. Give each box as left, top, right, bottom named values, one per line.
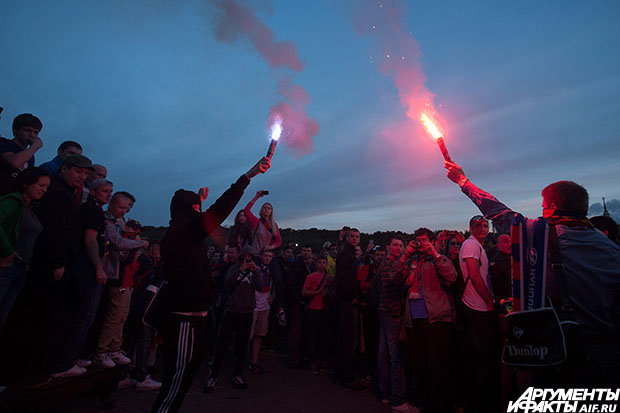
left=501, top=215, right=582, bottom=368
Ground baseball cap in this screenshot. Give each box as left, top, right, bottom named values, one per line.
left=64, top=154, right=94, bottom=170
left=125, top=219, right=143, bottom=231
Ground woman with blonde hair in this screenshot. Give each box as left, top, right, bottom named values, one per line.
left=243, top=190, right=281, bottom=256
left=243, top=191, right=284, bottom=314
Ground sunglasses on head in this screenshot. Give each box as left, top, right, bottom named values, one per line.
left=470, top=215, right=489, bottom=226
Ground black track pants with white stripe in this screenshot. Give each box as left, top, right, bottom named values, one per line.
left=151, top=314, right=208, bottom=413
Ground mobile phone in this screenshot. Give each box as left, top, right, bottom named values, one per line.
left=263, top=190, right=269, bottom=195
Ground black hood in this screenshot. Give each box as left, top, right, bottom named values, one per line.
left=170, top=189, right=200, bottom=225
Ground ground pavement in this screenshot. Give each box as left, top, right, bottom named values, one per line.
left=48, top=351, right=386, bottom=413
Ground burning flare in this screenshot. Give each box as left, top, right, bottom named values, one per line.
left=270, top=116, right=283, bottom=141
left=266, top=115, right=283, bottom=160
left=420, top=112, right=452, bottom=162
left=420, top=112, right=442, bottom=140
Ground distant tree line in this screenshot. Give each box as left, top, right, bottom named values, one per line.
left=142, top=225, right=473, bottom=253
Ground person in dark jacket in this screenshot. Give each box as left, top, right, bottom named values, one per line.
left=285, top=244, right=315, bottom=368
left=490, top=233, right=511, bottom=305
left=333, top=228, right=367, bottom=391
left=205, top=246, right=264, bottom=392
left=150, top=156, right=269, bottom=413
left=0, top=155, right=94, bottom=386
left=49, top=178, right=113, bottom=377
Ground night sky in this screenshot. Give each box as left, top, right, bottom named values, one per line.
left=2, top=0, right=619, bottom=232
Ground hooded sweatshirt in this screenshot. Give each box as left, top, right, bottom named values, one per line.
left=162, top=175, right=250, bottom=312
left=225, top=260, right=264, bottom=314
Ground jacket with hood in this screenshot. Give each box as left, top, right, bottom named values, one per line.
left=224, top=254, right=264, bottom=314
left=162, top=175, right=250, bottom=312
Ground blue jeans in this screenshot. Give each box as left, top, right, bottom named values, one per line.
left=0, top=262, right=28, bottom=332
left=378, top=311, right=407, bottom=406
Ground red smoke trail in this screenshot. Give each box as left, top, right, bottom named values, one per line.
left=211, top=0, right=319, bottom=157
left=351, top=0, right=443, bottom=136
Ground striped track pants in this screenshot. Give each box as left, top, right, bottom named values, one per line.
left=151, top=314, right=208, bottom=413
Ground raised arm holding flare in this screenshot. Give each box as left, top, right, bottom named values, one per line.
left=444, top=159, right=620, bottom=388
left=151, top=156, right=270, bottom=413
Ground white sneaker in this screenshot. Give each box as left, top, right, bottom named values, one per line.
left=51, top=365, right=87, bottom=378
left=117, top=377, right=131, bottom=389
left=75, top=359, right=92, bottom=368
left=136, top=375, right=162, bottom=391
left=93, top=352, right=116, bottom=368
left=204, top=377, right=217, bottom=393
left=109, top=351, right=131, bottom=365
left=391, top=403, right=420, bottom=413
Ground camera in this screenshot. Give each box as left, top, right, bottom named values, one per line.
left=411, top=240, right=423, bottom=250
left=262, top=190, right=269, bottom=195
left=244, top=257, right=253, bottom=265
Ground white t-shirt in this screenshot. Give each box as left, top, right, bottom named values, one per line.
left=255, top=290, right=271, bottom=312
left=459, top=236, right=493, bottom=312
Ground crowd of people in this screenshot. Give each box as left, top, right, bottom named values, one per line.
left=0, top=110, right=619, bottom=413
left=0, top=112, right=164, bottom=392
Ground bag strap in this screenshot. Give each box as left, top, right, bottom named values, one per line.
left=316, top=272, right=327, bottom=291
left=260, top=217, right=273, bottom=234
left=548, top=224, right=564, bottom=276
left=461, top=242, right=483, bottom=292
left=227, top=270, right=251, bottom=297
left=547, top=224, right=574, bottom=317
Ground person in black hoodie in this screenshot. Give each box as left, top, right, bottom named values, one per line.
left=150, top=156, right=269, bottom=413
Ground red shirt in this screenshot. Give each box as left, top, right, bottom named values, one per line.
left=121, top=258, right=140, bottom=288
left=303, top=271, right=329, bottom=310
